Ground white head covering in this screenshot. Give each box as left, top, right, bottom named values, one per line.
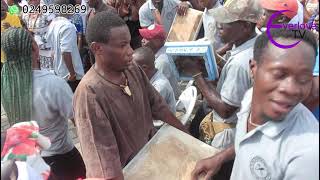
left=289, top=0, right=304, bottom=24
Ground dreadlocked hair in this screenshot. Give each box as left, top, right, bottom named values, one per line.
left=1, top=27, right=33, bottom=125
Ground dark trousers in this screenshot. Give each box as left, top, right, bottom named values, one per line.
left=126, top=20, right=142, bottom=50
left=189, top=101, right=212, bottom=139
left=67, top=80, right=81, bottom=93
left=44, top=147, right=86, bottom=180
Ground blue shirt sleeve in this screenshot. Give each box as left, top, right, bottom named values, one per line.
left=70, top=14, right=83, bottom=33
left=313, top=48, right=319, bottom=76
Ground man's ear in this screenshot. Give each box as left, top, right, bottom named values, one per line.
left=141, top=64, right=149, bottom=70
left=278, top=14, right=291, bottom=23
left=249, top=59, right=258, bottom=80
left=90, top=42, right=104, bottom=55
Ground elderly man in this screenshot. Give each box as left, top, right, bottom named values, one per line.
left=73, top=11, right=187, bottom=179
left=184, top=0, right=259, bottom=150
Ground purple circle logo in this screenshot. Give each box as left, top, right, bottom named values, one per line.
left=266, top=10, right=301, bottom=49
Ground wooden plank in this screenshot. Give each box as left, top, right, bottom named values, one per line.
left=166, top=8, right=203, bottom=42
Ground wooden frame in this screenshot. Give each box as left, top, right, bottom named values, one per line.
left=166, top=8, right=203, bottom=42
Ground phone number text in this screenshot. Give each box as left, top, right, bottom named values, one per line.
left=22, top=4, right=87, bottom=14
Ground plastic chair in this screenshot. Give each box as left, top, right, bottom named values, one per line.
left=175, top=86, right=198, bottom=125
left=185, top=80, right=194, bottom=89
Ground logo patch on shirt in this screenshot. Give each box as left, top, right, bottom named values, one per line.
left=250, top=156, right=271, bottom=180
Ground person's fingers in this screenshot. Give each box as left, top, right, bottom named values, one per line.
left=204, top=170, right=214, bottom=180
left=115, top=0, right=121, bottom=8
left=191, top=161, right=206, bottom=180
left=183, top=6, right=188, bottom=16
left=177, top=6, right=183, bottom=15
left=190, top=168, right=201, bottom=180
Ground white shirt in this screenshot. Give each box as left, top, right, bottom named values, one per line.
left=81, top=0, right=88, bottom=33
left=155, top=46, right=181, bottom=99
left=150, top=70, right=176, bottom=113
left=139, top=0, right=181, bottom=33
left=231, top=88, right=319, bottom=180
left=21, top=7, right=55, bottom=49
left=32, top=70, right=75, bottom=157
left=46, top=16, right=84, bottom=80
left=210, top=36, right=257, bottom=150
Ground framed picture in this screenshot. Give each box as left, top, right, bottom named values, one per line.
left=165, top=40, right=219, bottom=81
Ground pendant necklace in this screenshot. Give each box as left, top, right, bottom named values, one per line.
left=94, top=68, right=132, bottom=97
left=119, top=78, right=132, bottom=97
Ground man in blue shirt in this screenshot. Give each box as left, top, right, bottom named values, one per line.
left=312, top=48, right=319, bottom=120
left=303, top=47, right=319, bottom=120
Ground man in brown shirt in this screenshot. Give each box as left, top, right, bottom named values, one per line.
left=73, top=11, right=187, bottom=179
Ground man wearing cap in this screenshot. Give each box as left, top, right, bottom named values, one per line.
left=139, top=0, right=191, bottom=33
left=260, top=0, right=301, bottom=26
left=184, top=0, right=260, bottom=150
left=139, top=24, right=181, bottom=99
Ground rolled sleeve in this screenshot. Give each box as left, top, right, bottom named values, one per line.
left=220, top=64, right=251, bottom=107
left=73, top=86, right=122, bottom=178
left=59, top=24, right=77, bottom=53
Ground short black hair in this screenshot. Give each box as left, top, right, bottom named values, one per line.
left=69, top=0, right=76, bottom=6
left=86, top=11, right=126, bottom=44
left=54, top=0, right=70, bottom=6
left=133, top=46, right=155, bottom=66
left=254, top=28, right=318, bottom=63
left=13, top=0, right=21, bottom=4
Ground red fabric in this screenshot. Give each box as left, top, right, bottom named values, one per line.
left=139, top=24, right=166, bottom=40
left=1, top=126, right=38, bottom=157
left=260, top=0, right=298, bottom=19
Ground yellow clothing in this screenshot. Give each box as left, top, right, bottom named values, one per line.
left=1, top=12, right=22, bottom=63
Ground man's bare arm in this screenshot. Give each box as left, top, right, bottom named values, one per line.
left=62, top=52, right=76, bottom=80
left=194, top=75, right=238, bottom=119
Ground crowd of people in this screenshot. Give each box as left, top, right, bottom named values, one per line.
left=1, top=0, right=319, bottom=179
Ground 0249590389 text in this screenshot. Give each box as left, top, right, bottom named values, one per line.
left=22, top=4, right=87, bottom=14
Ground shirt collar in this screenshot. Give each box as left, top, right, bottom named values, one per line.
left=204, top=1, right=221, bottom=12
left=150, top=70, right=160, bottom=83
left=237, top=88, right=296, bottom=139
left=155, top=46, right=166, bottom=59
left=226, top=35, right=257, bottom=58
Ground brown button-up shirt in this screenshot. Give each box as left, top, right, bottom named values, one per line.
left=73, top=63, right=168, bottom=178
